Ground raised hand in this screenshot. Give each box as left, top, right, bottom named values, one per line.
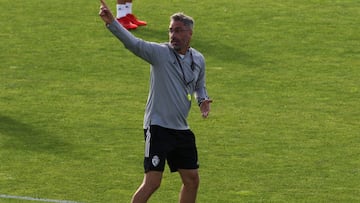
left=99, top=0, right=115, bottom=24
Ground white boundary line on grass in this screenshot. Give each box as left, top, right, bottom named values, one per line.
left=0, top=194, right=82, bottom=203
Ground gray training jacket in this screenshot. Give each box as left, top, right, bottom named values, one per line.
left=107, top=20, right=209, bottom=130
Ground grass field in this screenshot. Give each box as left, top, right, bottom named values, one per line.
left=1, top=0, right=359, bottom=202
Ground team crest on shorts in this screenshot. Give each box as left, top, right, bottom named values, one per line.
left=152, top=155, right=160, bottom=167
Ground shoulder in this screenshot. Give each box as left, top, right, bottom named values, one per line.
left=190, top=47, right=205, bottom=66
left=190, top=47, right=204, bottom=57
left=150, top=42, right=173, bottom=54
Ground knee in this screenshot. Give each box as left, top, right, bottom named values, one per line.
left=183, top=173, right=200, bottom=189
left=145, top=180, right=161, bottom=192
left=142, top=173, right=162, bottom=193
left=191, top=174, right=200, bottom=189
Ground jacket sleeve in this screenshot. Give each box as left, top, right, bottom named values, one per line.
left=194, top=52, right=210, bottom=105
left=106, top=20, right=164, bottom=65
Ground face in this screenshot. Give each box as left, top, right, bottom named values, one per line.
left=169, top=20, right=193, bottom=54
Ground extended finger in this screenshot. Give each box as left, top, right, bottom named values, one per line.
left=100, top=0, right=109, bottom=9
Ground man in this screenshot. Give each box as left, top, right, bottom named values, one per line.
left=116, top=0, right=147, bottom=30
left=99, top=0, right=212, bottom=202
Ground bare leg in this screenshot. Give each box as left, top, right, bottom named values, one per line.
left=178, top=169, right=200, bottom=203
left=116, top=0, right=133, bottom=5
left=117, top=0, right=130, bottom=3
left=131, top=171, right=163, bottom=203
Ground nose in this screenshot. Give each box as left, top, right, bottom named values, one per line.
left=169, top=32, right=177, bottom=40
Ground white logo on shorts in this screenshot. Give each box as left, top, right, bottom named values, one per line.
left=152, top=155, right=160, bottom=167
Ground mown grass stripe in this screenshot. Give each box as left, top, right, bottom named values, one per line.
left=0, top=194, right=81, bottom=203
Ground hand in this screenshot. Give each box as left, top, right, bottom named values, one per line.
left=99, top=0, right=115, bottom=25
left=200, top=99, right=213, bottom=118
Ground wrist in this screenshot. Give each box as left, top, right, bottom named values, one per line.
left=198, top=97, right=209, bottom=106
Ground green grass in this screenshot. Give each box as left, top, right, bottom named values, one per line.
left=1, top=0, right=359, bottom=202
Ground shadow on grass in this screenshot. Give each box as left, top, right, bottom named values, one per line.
left=0, top=115, right=73, bottom=155
left=132, top=26, right=262, bottom=67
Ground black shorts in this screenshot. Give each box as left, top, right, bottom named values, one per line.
left=143, top=125, right=199, bottom=173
